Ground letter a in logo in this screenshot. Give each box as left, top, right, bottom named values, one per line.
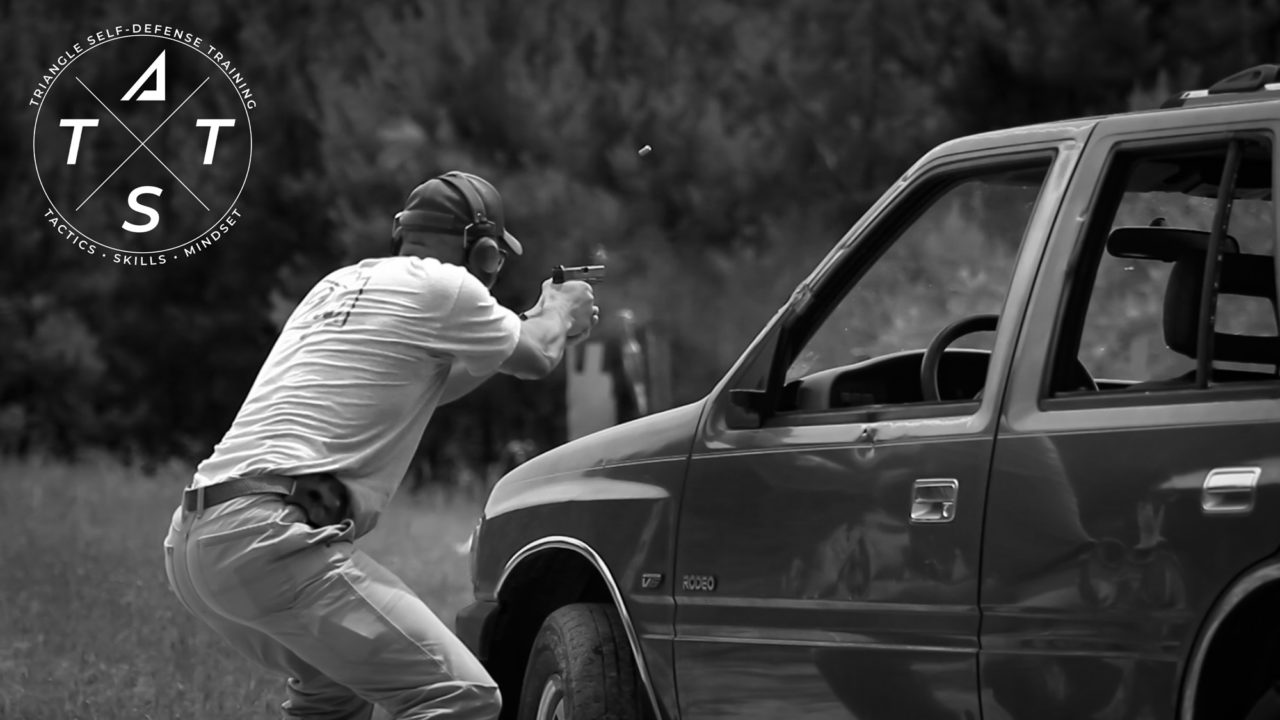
left=121, top=51, right=166, bottom=102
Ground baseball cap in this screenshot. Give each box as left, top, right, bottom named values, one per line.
left=394, top=171, right=522, bottom=255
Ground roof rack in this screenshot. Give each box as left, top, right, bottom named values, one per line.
left=1161, top=64, right=1280, bottom=108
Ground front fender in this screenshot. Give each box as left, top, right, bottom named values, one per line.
left=472, top=453, right=686, bottom=604
left=468, top=402, right=704, bottom=720
left=1179, top=557, right=1280, bottom=719
left=472, top=400, right=705, bottom=599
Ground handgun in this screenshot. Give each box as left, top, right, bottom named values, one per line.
left=551, top=265, right=606, bottom=283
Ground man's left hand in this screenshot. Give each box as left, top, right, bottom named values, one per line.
left=566, top=305, right=601, bottom=346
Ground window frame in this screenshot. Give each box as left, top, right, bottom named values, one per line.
left=1041, top=130, right=1280, bottom=410
left=751, top=150, right=1060, bottom=428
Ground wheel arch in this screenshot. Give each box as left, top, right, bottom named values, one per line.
left=486, top=536, right=663, bottom=720
left=1180, top=559, right=1280, bottom=719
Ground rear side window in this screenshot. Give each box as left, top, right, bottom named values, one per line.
left=1051, top=137, right=1278, bottom=397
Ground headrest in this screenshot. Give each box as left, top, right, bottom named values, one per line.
left=1163, top=251, right=1279, bottom=364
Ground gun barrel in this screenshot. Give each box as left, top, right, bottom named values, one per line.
left=552, top=265, right=606, bottom=283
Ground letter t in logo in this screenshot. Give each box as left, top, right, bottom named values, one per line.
left=60, top=119, right=99, bottom=164
left=196, top=119, right=236, bottom=164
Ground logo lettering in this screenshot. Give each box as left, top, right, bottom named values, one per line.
left=195, top=119, right=235, bottom=164
left=121, top=50, right=166, bottom=102
left=122, top=186, right=162, bottom=233
left=60, top=119, right=99, bottom=164
left=32, top=27, right=255, bottom=263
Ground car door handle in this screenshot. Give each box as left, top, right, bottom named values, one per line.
left=911, top=478, right=958, bottom=523
left=1202, top=467, right=1260, bottom=514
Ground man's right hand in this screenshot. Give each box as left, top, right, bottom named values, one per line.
left=501, top=279, right=599, bottom=380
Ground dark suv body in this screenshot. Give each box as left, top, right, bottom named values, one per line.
left=458, top=70, right=1280, bottom=720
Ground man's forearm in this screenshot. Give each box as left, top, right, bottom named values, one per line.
left=500, top=304, right=573, bottom=379
left=439, top=361, right=495, bottom=405
left=522, top=310, right=570, bottom=375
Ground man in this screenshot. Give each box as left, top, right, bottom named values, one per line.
left=162, top=171, right=598, bottom=719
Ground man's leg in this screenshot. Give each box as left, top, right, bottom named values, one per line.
left=178, top=499, right=501, bottom=719
left=165, top=502, right=375, bottom=720
left=196, top=612, right=376, bottom=720
left=258, top=547, right=502, bottom=719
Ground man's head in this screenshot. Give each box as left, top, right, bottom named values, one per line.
left=390, top=171, right=523, bottom=288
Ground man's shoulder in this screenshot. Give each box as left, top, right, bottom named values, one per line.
left=318, top=256, right=467, bottom=297
left=345, top=257, right=489, bottom=316
left=357, top=256, right=469, bottom=284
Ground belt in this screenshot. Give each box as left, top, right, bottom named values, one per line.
left=182, top=473, right=352, bottom=528
left=182, top=475, right=297, bottom=513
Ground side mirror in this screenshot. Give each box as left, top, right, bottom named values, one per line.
left=720, top=314, right=792, bottom=430
left=729, top=388, right=771, bottom=413
left=726, top=388, right=770, bottom=429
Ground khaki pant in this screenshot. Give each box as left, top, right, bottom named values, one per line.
left=163, top=491, right=500, bottom=719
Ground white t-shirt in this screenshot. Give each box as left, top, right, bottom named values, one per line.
left=193, top=256, right=521, bottom=535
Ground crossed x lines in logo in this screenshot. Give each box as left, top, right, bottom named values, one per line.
left=72, top=74, right=213, bottom=212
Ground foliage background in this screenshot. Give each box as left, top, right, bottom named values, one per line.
left=4, top=2, right=1280, bottom=718
left=4, top=0, right=1280, bottom=476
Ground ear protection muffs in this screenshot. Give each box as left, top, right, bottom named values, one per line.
left=389, top=172, right=505, bottom=276
left=439, top=173, right=505, bottom=275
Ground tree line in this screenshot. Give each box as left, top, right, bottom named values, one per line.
left=3, top=0, right=1279, bottom=482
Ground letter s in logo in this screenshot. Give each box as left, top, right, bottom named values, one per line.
left=122, top=186, right=162, bottom=233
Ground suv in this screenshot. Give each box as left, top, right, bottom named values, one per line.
left=457, top=66, right=1280, bottom=720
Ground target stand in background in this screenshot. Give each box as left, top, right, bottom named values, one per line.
left=565, top=309, right=671, bottom=441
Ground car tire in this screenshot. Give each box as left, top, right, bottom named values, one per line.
left=517, top=602, right=648, bottom=720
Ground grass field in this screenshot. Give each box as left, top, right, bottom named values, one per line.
left=0, top=457, right=483, bottom=719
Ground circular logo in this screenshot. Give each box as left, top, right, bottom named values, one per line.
left=30, top=25, right=255, bottom=266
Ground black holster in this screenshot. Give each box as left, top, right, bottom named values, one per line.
left=284, top=474, right=352, bottom=528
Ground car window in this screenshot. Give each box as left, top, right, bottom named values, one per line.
left=1054, top=137, right=1278, bottom=396
left=781, top=159, right=1052, bottom=409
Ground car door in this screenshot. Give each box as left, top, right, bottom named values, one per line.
left=671, top=127, right=1088, bottom=720
left=982, top=108, right=1280, bottom=720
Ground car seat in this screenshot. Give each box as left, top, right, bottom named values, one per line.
left=1107, top=226, right=1279, bottom=389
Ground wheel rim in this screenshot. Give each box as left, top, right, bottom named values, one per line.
left=536, top=673, right=566, bottom=720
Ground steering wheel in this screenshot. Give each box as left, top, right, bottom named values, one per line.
left=920, top=313, right=1099, bottom=402
left=920, top=314, right=998, bottom=402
